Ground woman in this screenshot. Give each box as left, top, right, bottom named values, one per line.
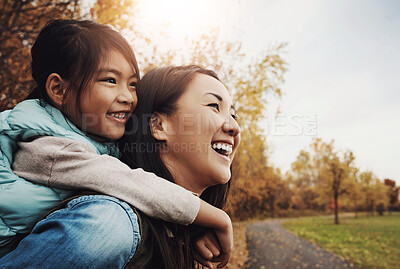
left=121, top=65, right=240, bottom=268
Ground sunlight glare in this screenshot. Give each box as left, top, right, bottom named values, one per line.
left=136, top=0, right=240, bottom=40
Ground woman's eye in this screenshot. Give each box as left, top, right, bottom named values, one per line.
left=101, top=78, right=116, bottom=84
left=129, top=82, right=137, bottom=88
left=208, top=103, right=220, bottom=111
left=231, top=114, right=238, bottom=120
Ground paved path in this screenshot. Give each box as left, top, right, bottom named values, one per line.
left=245, top=219, right=355, bottom=269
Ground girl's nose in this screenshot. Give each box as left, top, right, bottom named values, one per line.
left=118, top=86, right=136, bottom=105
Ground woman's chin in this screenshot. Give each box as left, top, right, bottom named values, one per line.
left=212, top=173, right=231, bottom=186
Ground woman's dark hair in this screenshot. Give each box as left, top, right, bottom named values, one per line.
left=120, top=65, right=231, bottom=269
left=27, top=19, right=139, bottom=116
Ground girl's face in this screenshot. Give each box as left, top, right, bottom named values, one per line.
left=75, top=50, right=138, bottom=141
left=160, top=74, right=240, bottom=194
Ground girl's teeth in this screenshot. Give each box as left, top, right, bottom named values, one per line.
left=109, top=113, right=126, bottom=119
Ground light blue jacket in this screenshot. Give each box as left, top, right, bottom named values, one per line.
left=0, top=99, right=119, bottom=254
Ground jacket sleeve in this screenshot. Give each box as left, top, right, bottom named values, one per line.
left=12, top=136, right=200, bottom=225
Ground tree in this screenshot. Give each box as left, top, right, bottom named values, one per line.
left=261, top=168, right=286, bottom=218
left=341, top=169, right=365, bottom=218
left=312, top=139, right=355, bottom=224
left=287, top=150, right=323, bottom=211
left=90, top=0, right=137, bottom=31
left=0, top=0, right=82, bottom=111
left=373, top=180, right=390, bottom=216
left=289, top=138, right=357, bottom=224
left=226, top=45, right=286, bottom=219
left=359, top=171, right=376, bottom=216
left=358, top=171, right=389, bottom=216
left=384, top=179, right=400, bottom=214
left=364, top=177, right=389, bottom=216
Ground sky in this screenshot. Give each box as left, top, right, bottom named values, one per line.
left=134, top=0, right=400, bottom=184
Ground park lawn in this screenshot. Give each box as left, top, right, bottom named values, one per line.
left=282, top=213, right=400, bottom=269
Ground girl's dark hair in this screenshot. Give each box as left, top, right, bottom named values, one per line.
left=27, top=19, right=139, bottom=116
left=120, top=65, right=231, bottom=269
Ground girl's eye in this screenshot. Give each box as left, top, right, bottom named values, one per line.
left=231, top=114, right=238, bottom=120
left=129, top=82, right=137, bottom=88
left=101, top=78, right=116, bottom=84
left=208, top=103, right=220, bottom=111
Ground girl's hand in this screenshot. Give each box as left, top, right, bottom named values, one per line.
left=194, top=230, right=222, bottom=268
left=212, top=213, right=233, bottom=268
left=193, top=200, right=233, bottom=268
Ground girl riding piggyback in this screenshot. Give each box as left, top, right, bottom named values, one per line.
left=0, top=20, right=233, bottom=268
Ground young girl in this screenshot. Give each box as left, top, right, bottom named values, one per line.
left=0, top=20, right=231, bottom=268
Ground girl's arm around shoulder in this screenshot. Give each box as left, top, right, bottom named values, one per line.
left=12, top=136, right=200, bottom=225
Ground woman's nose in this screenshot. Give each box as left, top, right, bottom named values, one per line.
left=222, top=117, right=240, bottom=137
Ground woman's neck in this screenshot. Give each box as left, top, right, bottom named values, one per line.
left=161, top=155, right=205, bottom=195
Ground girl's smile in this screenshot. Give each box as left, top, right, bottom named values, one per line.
left=76, top=50, right=138, bottom=141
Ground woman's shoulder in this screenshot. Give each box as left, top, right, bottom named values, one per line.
left=66, top=195, right=142, bottom=251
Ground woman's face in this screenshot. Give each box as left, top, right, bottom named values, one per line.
left=159, top=73, right=240, bottom=194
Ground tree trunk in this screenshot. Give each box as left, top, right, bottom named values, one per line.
left=366, top=198, right=371, bottom=217
left=269, top=195, right=275, bottom=218
left=334, top=193, right=339, bottom=224
left=371, top=200, right=375, bottom=216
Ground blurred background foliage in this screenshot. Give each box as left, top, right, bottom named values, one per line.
left=1, top=0, right=398, bottom=223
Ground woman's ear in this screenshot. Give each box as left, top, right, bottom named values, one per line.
left=45, top=73, right=66, bottom=108
left=150, top=112, right=168, bottom=141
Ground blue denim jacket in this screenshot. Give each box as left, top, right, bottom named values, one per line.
left=0, top=195, right=141, bottom=268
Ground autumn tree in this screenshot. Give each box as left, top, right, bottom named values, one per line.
left=358, top=171, right=389, bottom=216
left=289, top=138, right=357, bottom=223
left=0, top=0, right=82, bottom=111
left=262, top=168, right=291, bottom=217
left=90, top=0, right=137, bottom=31
left=341, top=169, right=365, bottom=218
left=287, top=149, right=323, bottom=210
left=312, top=139, right=356, bottom=224
left=359, top=171, right=376, bottom=216
left=384, top=179, right=400, bottom=214
left=373, top=180, right=390, bottom=216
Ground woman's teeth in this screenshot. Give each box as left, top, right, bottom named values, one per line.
left=212, top=142, right=233, bottom=156
left=108, top=112, right=127, bottom=119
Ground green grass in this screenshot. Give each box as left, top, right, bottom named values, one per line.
left=282, top=212, right=400, bottom=269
